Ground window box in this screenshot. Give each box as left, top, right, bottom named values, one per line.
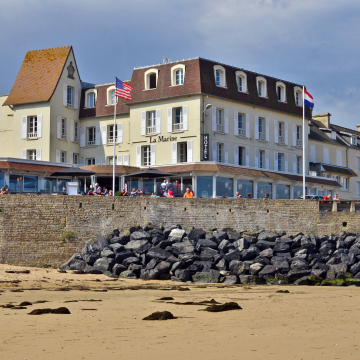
left=28, top=132, right=37, bottom=139
left=258, top=132, right=266, bottom=141
left=296, top=139, right=302, bottom=147
left=216, top=124, right=224, bottom=133
left=238, top=128, right=246, bottom=137
left=173, top=123, right=183, bottom=131
left=278, top=135, right=284, bottom=144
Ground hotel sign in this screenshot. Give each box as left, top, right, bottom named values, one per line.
left=203, top=133, right=209, bottom=161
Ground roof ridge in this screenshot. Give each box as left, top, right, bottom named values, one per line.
left=26, top=45, right=71, bottom=53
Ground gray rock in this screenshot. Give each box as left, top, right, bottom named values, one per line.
left=195, top=261, right=214, bottom=272
left=350, top=262, right=360, bottom=275
left=82, top=251, right=100, bottom=265
left=273, top=243, right=290, bottom=253
left=115, top=251, right=136, bottom=263
left=187, top=229, right=206, bottom=241
left=260, top=248, right=273, bottom=258
left=152, top=234, right=165, bottom=246
left=101, top=248, right=115, bottom=258
left=311, top=268, right=327, bottom=278
left=112, top=263, right=127, bottom=276
left=225, top=249, right=242, bottom=262
left=227, top=230, right=242, bottom=241
left=140, top=269, right=159, bottom=280
left=130, top=231, right=151, bottom=241
left=60, top=253, right=82, bottom=270
left=218, top=240, right=233, bottom=252
left=196, top=239, right=218, bottom=250
left=169, top=261, right=183, bottom=274
left=330, top=263, right=348, bottom=278
left=239, top=275, right=265, bottom=285
left=200, top=247, right=219, bottom=261
left=234, top=238, right=249, bottom=252
left=122, top=256, right=141, bottom=267
left=109, top=243, right=125, bottom=253
left=84, top=264, right=103, bottom=274
left=146, top=247, right=173, bottom=261
left=290, top=259, right=309, bottom=271
left=259, top=265, right=278, bottom=277
left=301, top=236, right=312, bottom=247
left=229, top=260, right=245, bottom=275
left=213, top=230, right=228, bottom=242
left=110, top=235, right=130, bottom=245
left=253, top=255, right=270, bottom=266
left=249, top=262, right=264, bottom=275
left=154, top=261, right=171, bottom=275
left=256, top=240, right=276, bottom=250
left=69, top=258, right=86, bottom=271
left=93, top=258, right=115, bottom=273
left=174, top=269, right=192, bottom=281
left=294, top=276, right=309, bottom=285
left=258, top=230, right=278, bottom=242
left=223, top=275, right=239, bottom=284
left=241, top=246, right=260, bottom=260
left=119, top=270, right=137, bottom=279
left=169, top=229, right=186, bottom=242
left=124, top=240, right=151, bottom=254
left=287, top=269, right=311, bottom=282
left=95, top=236, right=110, bottom=250
left=344, top=235, right=357, bottom=247
left=215, top=258, right=228, bottom=271
left=192, top=269, right=220, bottom=283
left=274, top=260, right=290, bottom=273
left=172, top=241, right=195, bottom=255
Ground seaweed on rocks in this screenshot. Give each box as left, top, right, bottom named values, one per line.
left=143, top=311, right=177, bottom=320
left=202, top=302, right=242, bottom=312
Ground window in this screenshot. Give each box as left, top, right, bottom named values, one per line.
left=67, top=86, right=73, bottom=107
left=235, top=71, right=247, bottom=92
left=296, top=126, right=302, bottom=147
left=342, top=177, right=349, bottom=191
left=110, top=90, right=115, bottom=105
left=278, top=153, right=283, bottom=171
left=87, top=158, right=95, bottom=165
left=142, top=146, right=151, bottom=166
left=28, top=150, right=36, bottom=160
left=73, top=153, right=79, bottom=165
left=259, top=150, right=265, bottom=169
left=147, top=111, right=156, bottom=134
left=176, top=69, right=183, bottom=85
left=295, top=91, right=301, bottom=106
left=217, top=143, right=223, bottom=163
left=294, top=86, right=303, bottom=106
left=216, top=109, right=224, bottom=132
left=257, top=181, right=272, bottom=199
left=238, top=146, right=245, bottom=166
left=178, top=142, right=187, bottom=162
left=61, top=118, right=66, bottom=140
left=357, top=182, right=360, bottom=198
left=88, top=93, right=95, bottom=108
left=74, top=122, right=79, bottom=142
left=276, top=81, right=286, bottom=102
left=173, top=108, right=183, bottom=131
left=144, top=69, right=159, bottom=90
left=108, top=157, right=114, bottom=166
left=108, top=124, right=118, bottom=143
left=332, top=175, right=339, bottom=183
left=87, top=127, right=96, bottom=146
left=216, top=177, right=234, bottom=198
left=60, top=151, right=66, bottom=163
left=197, top=176, right=213, bottom=198
left=256, top=76, right=267, bottom=97
left=318, top=190, right=324, bottom=197
left=296, top=156, right=301, bottom=174
left=258, top=117, right=265, bottom=141
left=237, top=113, right=245, bottom=137
left=278, top=122, right=284, bottom=144
left=322, top=173, right=330, bottom=178
left=351, top=136, right=357, bottom=145
left=276, top=184, right=290, bottom=199
left=28, top=116, right=37, bottom=138
left=213, top=65, right=226, bottom=87
left=236, top=179, right=253, bottom=198
left=149, top=73, right=156, bottom=89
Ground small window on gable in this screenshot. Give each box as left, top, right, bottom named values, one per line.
left=106, top=86, right=117, bottom=105
left=213, top=65, right=226, bottom=87
left=351, top=136, right=357, bottom=145
left=276, top=81, right=286, bottom=102
left=144, top=69, right=159, bottom=90
left=171, top=64, right=186, bottom=86
left=256, top=76, right=267, bottom=98
left=294, top=86, right=303, bottom=107
left=85, top=89, right=97, bottom=108
left=235, top=71, right=247, bottom=93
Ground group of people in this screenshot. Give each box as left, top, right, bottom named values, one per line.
left=235, top=192, right=253, bottom=199
left=87, top=183, right=113, bottom=196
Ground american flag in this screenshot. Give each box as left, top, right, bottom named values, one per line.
left=115, top=77, right=133, bottom=101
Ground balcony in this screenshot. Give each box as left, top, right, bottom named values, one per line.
left=147, top=126, right=157, bottom=134
left=258, top=132, right=266, bottom=141
left=296, top=139, right=302, bottom=147
left=74, top=137, right=79, bottom=143
left=86, top=140, right=96, bottom=146
left=278, top=135, right=284, bottom=144
left=173, top=123, right=183, bottom=131
left=216, top=124, right=224, bottom=133
left=28, top=132, right=37, bottom=139
left=61, top=134, right=67, bottom=140
left=238, top=128, right=246, bottom=137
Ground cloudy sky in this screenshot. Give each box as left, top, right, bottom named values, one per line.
left=1, top=0, right=359, bottom=128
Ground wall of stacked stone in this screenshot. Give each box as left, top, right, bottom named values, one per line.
left=0, top=196, right=359, bottom=268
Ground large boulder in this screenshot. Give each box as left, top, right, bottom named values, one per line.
left=60, top=253, right=83, bottom=270
left=119, top=270, right=137, bottom=279
left=154, top=261, right=171, bottom=276
left=171, top=241, right=195, bottom=255
left=112, top=263, right=127, bottom=276
left=124, top=240, right=151, bottom=254
left=212, top=230, right=228, bottom=242
left=287, top=269, right=311, bottom=282
left=84, top=264, right=103, bottom=274
left=82, top=251, right=100, bottom=265
left=258, top=265, right=278, bottom=277
left=239, top=275, right=265, bottom=285
left=188, top=229, right=206, bottom=242
left=192, top=269, right=221, bottom=283
left=122, top=257, right=141, bottom=267
left=93, top=258, right=115, bottom=273
left=229, top=260, right=246, bottom=275
left=273, top=243, right=290, bottom=254
left=196, top=239, right=218, bottom=250
left=174, top=269, right=192, bottom=282
left=241, top=246, right=260, bottom=261
left=350, top=262, right=360, bottom=275
left=147, top=247, right=173, bottom=261
left=200, top=247, right=219, bottom=261
left=234, top=238, right=249, bottom=252
left=256, top=240, right=276, bottom=251
left=222, top=275, right=239, bottom=284
left=225, top=249, right=242, bottom=262
left=258, top=230, right=278, bottom=242
left=100, top=248, right=115, bottom=258
left=110, top=235, right=130, bottom=245
left=218, top=240, right=233, bottom=252
left=109, top=243, right=125, bottom=253
left=130, top=231, right=151, bottom=241
left=249, top=262, right=264, bottom=275
left=168, top=229, right=186, bottom=242
left=115, top=251, right=136, bottom=264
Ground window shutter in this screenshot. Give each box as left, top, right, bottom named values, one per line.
left=245, top=147, right=250, bottom=166
left=95, top=126, right=101, bottom=146
left=57, top=116, right=61, bottom=139
left=80, top=157, right=85, bottom=165
left=21, top=116, right=27, bottom=139
left=285, top=153, right=288, bottom=172
left=224, top=109, right=229, bottom=134
left=172, top=142, right=177, bottom=164
left=187, top=141, right=193, bottom=162
left=69, top=152, right=73, bottom=164
left=22, top=149, right=26, bottom=159
left=117, top=155, right=123, bottom=165
left=101, top=156, right=106, bottom=165
left=310, top=145, right=316, bottom=163
left=212, top=142, right=217, bottom=162
left=212, top=106, right=217, bottom=132
left=101, top=125, right=107, bottom=145
left=266, top=118, right=270, bottom=141
left=74, top=87, right=79, bottom=109
left=150, top=144, right=156, bottom=165
left=70, top=119, right=74, bottom=142
left=274, top=151, right=278, bottom=171
left=123, top=154, right=129, bottom=166
left=56, top=149, right=61, bottom=163
left=37, top=115, right=42, bottom=138
left=255, top=148, right=259, bottom=168
left=293, top=154, right=297, bottom=174
left=80, top=127, right=85, bottom=148
left=155, top=109, right=161, bottom=134
left=265, top=150, right=269, bottom=169
left=324, top=148, right=329, bottom=163
left=141, top=111, right=146, bottom=136
left=117, top=123, right=123, bottom=143
left=35, top=149, right=42, bottom=161
left=63, top=84, right=67, bottom=106
left=182, top=105, right=188, bottom=131
left=95, top=157, right=100, bottom=165
left=254, top=116, right=259, bottom=140
left=274, top=120, right=279, bottom=143
left=224, top=143, right=229, bottom=163
left=167, top=108, right=172, bottom=133
left=337, top=150, right=342, bottom=166
left=246, top=114, right=250, bottom=138
left=234, top=146, right=239, bottom=165
left=292, top=124, right=297, bottom=146
left=234, top=111, right=238, bottom=135
left=285, top=122, right=288, bottom=145
left=136, top=146, right=141, bottom=167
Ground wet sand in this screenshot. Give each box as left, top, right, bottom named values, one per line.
left=0, top=264, right=360, bottom=360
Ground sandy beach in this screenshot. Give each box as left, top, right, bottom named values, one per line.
left=0, top=264, right=359, bottom=360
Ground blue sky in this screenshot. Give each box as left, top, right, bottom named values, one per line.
left=1, top=0, right=359, bottom=129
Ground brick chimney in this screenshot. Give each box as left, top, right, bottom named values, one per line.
left=313, top=113, right=331, bottom=128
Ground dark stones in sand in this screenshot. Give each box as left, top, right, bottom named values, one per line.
left=178, top=287, right=190, bottom=291
left=10, top=289, right=24, bottom=292
left=143, top=311, right=177, bottom=320
left=203, top=302, right=242, bottom=312
left=157, top=297, right=174, bottom=301
left=19, top=301, right=32, bottom=306
left=28, top=307, right=71, bottom=315
left=5, top=270, right=30, bottom=274
left=276, top=290, right=290, bottom=293
left=73, top=270, right=86, bottom=274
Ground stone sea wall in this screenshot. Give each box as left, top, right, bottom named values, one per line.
left=0, top=195, right=359, bottom=267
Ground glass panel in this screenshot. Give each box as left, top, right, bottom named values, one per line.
left=182, top=177, right=193, bottom=196
left=23, top=175, right=38, bottom=192
left=293, top=186, right=307, bottom=199
left=276, top=184, right=290, bottom=199
left=236, top=179, right=253, bottom=198
left=318, top=190, right=324, bottom=196
left=216, top=177, right=233, bottom=198
left=169, top=177, right=182, bottom=197
left=141, top=179, right=154, bottom=195
left=257, top=181, right=272, bottom=199
left=56, top=179, right=67, bottom=192
left=309, top=188, right=316, bottom=195
left=197, top=176, right=213, bottom=198
left=326, top=189, right=333, bottom=197
left=129, top=178, right=139, bottom=193
left=9, top=175, right=23, bottom=192
left=0, top=172, right=4, bottom=188
left=44, top=178, right=52, bottom=192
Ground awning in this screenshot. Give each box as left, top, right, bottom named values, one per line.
left=128, top=167, right=176, bottom=179
left=320, top=164, right=357, bottom=177
left=50, top=167, right=96, bottom=177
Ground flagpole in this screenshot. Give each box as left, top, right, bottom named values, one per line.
left=113, top=78, right=117, bottom=196
left=302, top=86, right=306, bottom=200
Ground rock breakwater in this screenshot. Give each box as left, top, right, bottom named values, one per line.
left=60, top=225, right=360, bottom=286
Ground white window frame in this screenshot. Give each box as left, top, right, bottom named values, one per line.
left=28, top=116, right=37, bottom=138
left=294, top=86, right=303, bottom=107
left=61, top=118, right=66, bottom=140
left=213, top=65, right=226, bottom=87
left=216, top=108, right=224, bottom=133
left=74, top=121, right=79, bottom=142
left=237, top=113, right=245, bottom=137
left=28, top=150, right=36, bottom=160
left=259, top=150, right=265, bottom=169
left=296, top=156, right=301, bottom=174
left=84, top=89, right=97, bottom=108
left=106, top=86, right=117, bottom=105
left=87, top=127, right=96, bottom=146
left=173, top=107, right=183, bottom=131
left=60, top=151, right=66, bottom=163
left=351, top=136, right=357, bottom=145
left=217, top=143, right=223, bottom=163
left=278, top=153, right=283, bottom=171
left=108, top=124, right=118, bottom=144
left=87, top=158, right=95, bottom=165
left=144, top=69, right=159, bottom=90
left=67, top=86, right=73, bottom=107
left=278, top=122, right=284, bottom=144
left=108, top=157, right=114, bottom=166
left=276, top=81, right=286, bottom=102
left=178, top=142, right=187, bottom=163
left=147, top=111, right=156, bottom=134
left=142, top=145, right=151, bottom=166
left=258, top=117, right=265, bottom=141
left=171, top=64, right=185, bottom=86
left=296, top=126, right=302, bottom=147
left=235, top=71, right=247, bottom=93
left=238, top=146, right=245, bottom=166
left=342, top=177, right=349, bottom=191
left=256, top=76, right=267, bottom=98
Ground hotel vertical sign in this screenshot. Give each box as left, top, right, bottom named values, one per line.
left=203, top=134, right=209, bottom=161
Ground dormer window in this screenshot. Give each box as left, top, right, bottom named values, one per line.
left=276, top=81, right=286, bottom=102
left=213, top=65, right=226, bottom=87
left=176, top=69, right=183, bottom=85
left=171, top=64, right=185, bottom=86
left=235, top=71, right=247, bottom=93
left=106, top=86, right=117, bottom=105
left=351, top=136, right=357, bottom=145
left=110, top=90, right=115, bottom=104
left=144, top=69, right=159, bottom=90
left=294, top=86, right=303, bottom=106
left=84, top=89, right=97, bottom=108
left=256, top=76, right=267, bottom=97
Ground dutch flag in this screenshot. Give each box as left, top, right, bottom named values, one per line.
left=304, top=89, right=314, bottom=109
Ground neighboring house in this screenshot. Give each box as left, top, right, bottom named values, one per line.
left=0, top=47, right=342, bottom=197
